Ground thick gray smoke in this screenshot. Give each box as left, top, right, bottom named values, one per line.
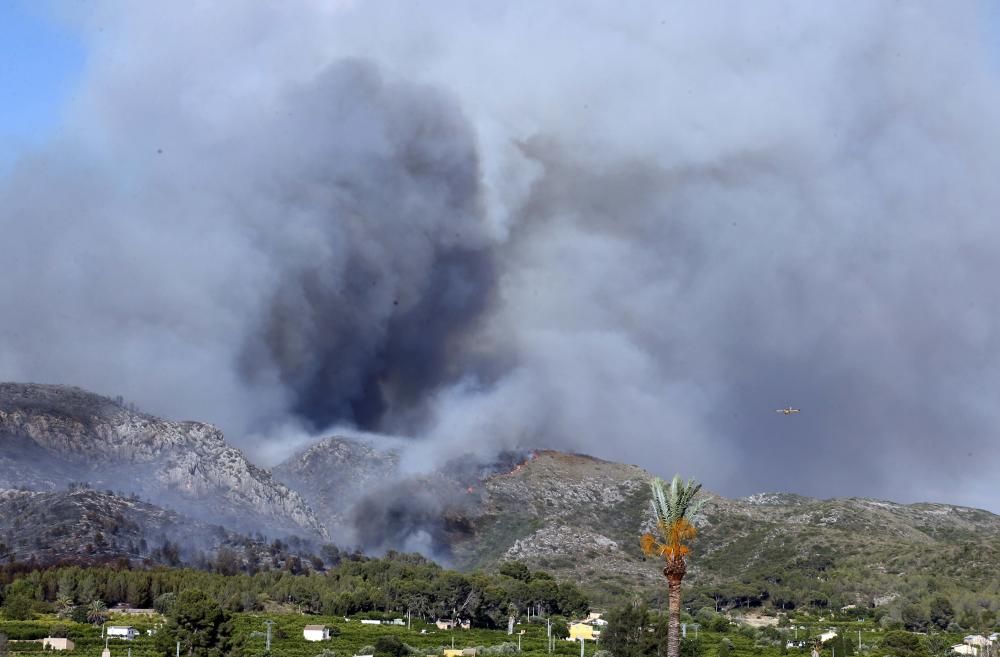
left=2, top=1, right=1000, bottom=511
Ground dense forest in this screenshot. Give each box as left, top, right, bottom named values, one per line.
left=0, top=555, right=588, bottom=629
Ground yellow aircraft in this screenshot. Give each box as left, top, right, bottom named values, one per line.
left=776, top=407, right=800, bottom=415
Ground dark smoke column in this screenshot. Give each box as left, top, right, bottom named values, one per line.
left=237, top=60, right=499, bottom=434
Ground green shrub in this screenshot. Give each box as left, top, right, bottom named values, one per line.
left=374, top=636, right=406, bottom=657
left=2, top=598, right=33, bottom=622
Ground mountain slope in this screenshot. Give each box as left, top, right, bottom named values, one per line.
left=457, top=451, right=1000, bottom=608
left=0, top=383, right=325, bottom=539
left=3, top=382, right=998, bottom=613
left=276, top=441, right=1000, bottom=610
left=271, top=436, right=400, bottom=531
left=0, top=487, right=317, bottom=570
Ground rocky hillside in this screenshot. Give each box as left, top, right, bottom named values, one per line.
left=3, top=382, right=999, bottom=612
left=271, top=436, right=400, bottom=530
left=0, top=487, right=320, bottom=570
left=0, top=383, right=325, bottom=539
left=453, top=452, right=1000, bottom=609
left=273, top=437, right=529, bottom=550
left=277, top=441, right=1000, bottom=610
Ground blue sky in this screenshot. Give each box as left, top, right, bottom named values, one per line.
left=0, top=1, right=85, bottom=160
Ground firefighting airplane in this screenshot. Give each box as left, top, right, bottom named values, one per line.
left=776, top=406, right=801, bottom=415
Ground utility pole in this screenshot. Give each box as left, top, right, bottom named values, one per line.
left=264, top=620, right=274, bottom=652
left=175, top=641, right=180, bottom=657
left=579, top=637, right=585, bottom=657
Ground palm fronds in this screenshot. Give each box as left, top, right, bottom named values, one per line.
left=641, top=475, right=710, bottom=561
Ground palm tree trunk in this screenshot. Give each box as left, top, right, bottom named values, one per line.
left=664, top=558, right=687, bottom=657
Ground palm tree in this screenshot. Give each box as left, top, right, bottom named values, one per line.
left=641, top=475, right=710, bottom=657
left=86, top=600, right=108, bottom=626
left=55, top=595, right=75, bottom=619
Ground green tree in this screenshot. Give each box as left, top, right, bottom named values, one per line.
left=929, top=597, right=954, bottom=631
left=155, top=592, right=177, bottom=615
left=86, top=600, right=108, bottom=626
left=499, top=562, right=532, bottom=582
left=77, top=575, right=97, bottom=605
left=550, top=618, right=569, bottom=640
left=602, top=603, right=651, bottom=657
left=55, top=595, right=75, bottom=619
left=70, top=606, right=89, bottom=624
left=925, top=634, right=952, bottom=657
left=834, top=635, right=855, bottom=657
left=557, top=583, right=590, bottom=618
left=902, top=604, right=929, bottom=632
left=2, top=595, right=33, bottom=620
left=154, top=589, right=232, bottom=657
left=680, top=637, right=702, bottom=657
left=881, top=631, right=928, bottom=657
left=641, top=476, right=710, bottom=657
left=56, top=574, right=76, bottom=602
left=373, top=636, right=406, bottom=657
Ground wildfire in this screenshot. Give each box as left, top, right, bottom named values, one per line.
left=498, top=451, right=537, bottom=478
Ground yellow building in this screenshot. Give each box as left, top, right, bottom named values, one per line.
left=569, top=623, right=599, bottom=641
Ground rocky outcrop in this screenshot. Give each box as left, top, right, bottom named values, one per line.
left=272, top=436, right=400, bottom=532
left=0, top=487, right=315, bottom=569
left=0, top=383, right=325, bottom=539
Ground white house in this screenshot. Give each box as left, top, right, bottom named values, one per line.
left=952, top=645, right=978, bottom=656
left=360, top=620, right=382, bottom=626
left=106, top=627, right=139, bottom=641
left=965, top=636, right=989, bottom=647
left=42, top=638, right=75, bottom=651
left=819, top=631, right=838, bottom=644
left=586, top=613, right=608, bottom=627
left=303, top=625, right=331, bottom=642
left=436, top=619, right=471, bottom=630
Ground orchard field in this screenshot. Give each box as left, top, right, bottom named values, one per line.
left=0, top=608, right=977, bottom=657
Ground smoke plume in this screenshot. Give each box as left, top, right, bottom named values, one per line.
left=2, top=1, right=1000, bottom=511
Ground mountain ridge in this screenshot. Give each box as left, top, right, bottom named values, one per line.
left=0, top=382, right=326, bottom=539
left=2, top=382, right=999, bottom=614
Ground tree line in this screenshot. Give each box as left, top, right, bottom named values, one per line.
left=0, top=555, right=589, bottom=629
